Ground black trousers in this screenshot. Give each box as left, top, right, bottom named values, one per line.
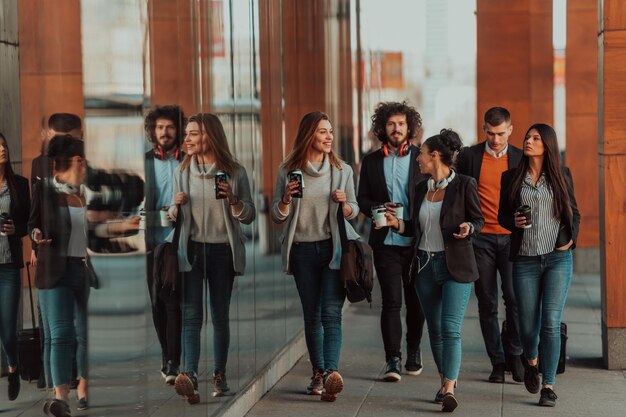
left=373, top=246, right=425, bottom=361
left=147, top=251, right=182, bottom=367
left=473, top=233, right=523, bottom=365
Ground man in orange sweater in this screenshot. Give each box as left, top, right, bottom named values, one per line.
left=456, top=107, right=524, bottom=383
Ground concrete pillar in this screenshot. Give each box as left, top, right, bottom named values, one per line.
left=0, top=0, right=21, bottom=171
left=147, top=0, right=213, bottom=113
left=566, top=0, right=600, bottom=272
left=17, top=0, right=84, bottom=183
left=476, top=0, right=553, bottom=147
left=599, top=0, right=626, bottom=370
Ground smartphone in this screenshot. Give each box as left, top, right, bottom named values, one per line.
left=215, top=171, right=228, bottom=199
left=288, top=169, right=303, bottom=198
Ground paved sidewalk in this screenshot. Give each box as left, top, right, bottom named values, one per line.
left=247, top=273, right=626, bottom=417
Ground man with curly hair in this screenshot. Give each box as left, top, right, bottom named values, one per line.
left=357, top=101, right=426, bottom=381
left=144, top=104, right=186, bottom=384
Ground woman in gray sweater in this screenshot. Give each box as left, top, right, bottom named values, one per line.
left=271, top=111, right=360, bottom=402
left=170, top=113, right=255, bottom=404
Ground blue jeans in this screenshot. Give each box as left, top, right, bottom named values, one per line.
left=290, top=239, right=345, bottom=372
left=39, top=258, right=89, bottom=387
left=183, top=241, right=235, bottom=374
left=0, top=264, right=20, bottom=367
left=414, top=251, right=472, bottom=382
left=513, top=249, right=573, bottom=385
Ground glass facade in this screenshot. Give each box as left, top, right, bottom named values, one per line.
left=0, top=1, right=481, bottom=415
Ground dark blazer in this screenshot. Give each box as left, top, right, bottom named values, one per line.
left=498, top=166, right=581, bottom=261
left=31, top=154, right=52, bottom=188
left=402, top=174, right=485, bottom=283
left=28, top=180, right=75, bottom=289
left=456, top=142, right=523, bottom=182
left=357, top=145, right=426, bottom=249
left=5, top=175, right=30, bottom=268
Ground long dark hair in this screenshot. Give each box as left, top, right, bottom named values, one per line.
left=283, top=111, right=343, bottom=171
left=0, top=133, right=19, bottom=211
left=180, top=113, right=239, bottom=175
left=506, top=124, right=571, bottom=219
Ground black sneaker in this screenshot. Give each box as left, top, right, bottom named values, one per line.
left=307, top=369, right=324, bottom=395
left=8, top=369, right=20, bottom=401
left=488, top=363, right=506, bottom=383
left=48, top=399, right=72, bottom=417
left=175, top=372, right=200, bottom=404
left=37, top=370, right=47, bottom=390
left=212, top=371, right=230, bottom=397
left=321, top=370, right=343, bottom=402
left=164, top=361, right=180, bottom=386
left=77, top=397, right=88, bottom=411
left=539, top=387, right=557, bottom=407
left=510, top=354, right=525, bottom=383
left=383, top=357, right=402, bottom=382
left=523, top=361, right=541, bottom=394
left=405, top=349, right=423, bottom=376
left=441, top=392, right=458, bottom=412
left=434, top=390, right=444, bottom=404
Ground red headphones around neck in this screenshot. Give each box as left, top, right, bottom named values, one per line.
left=381, top=142, right=409, bottom=157
left=154, top=145, right=180, bottom=161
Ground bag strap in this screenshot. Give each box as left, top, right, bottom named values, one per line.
left=333, top=164, right=349, bottom=251
left=336, top=204, right=349, bottom=251
left=172, top=204, right=182, bottom=250
left=25, top=261, right=37, bottom=330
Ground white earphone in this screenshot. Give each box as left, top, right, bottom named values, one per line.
left=427, top=169, right=456, bottom=192
left=52, top=176, right=79, bottom=195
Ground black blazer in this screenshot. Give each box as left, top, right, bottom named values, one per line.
left=498, top=166, right=581, bottom=261
left=357, top=145, right=426, bottom=249
left=402, top=174, right=485, bottom=283
left=456, top=142, right=523, bottom=181
left=31, top=154, right=52, bottom=188
left=5, top=176, right=30, bottom=268
left=28, top=180, right=77, bottom=289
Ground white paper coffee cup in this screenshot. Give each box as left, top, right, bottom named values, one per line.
left=373, top=207, right=387, bottom=227
left=159, top=209, right=172, bottom=227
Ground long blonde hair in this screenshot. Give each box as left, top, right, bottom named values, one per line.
left=180, top=113, right=239, bottom=175
left=282, top=111, right=343, bottom=172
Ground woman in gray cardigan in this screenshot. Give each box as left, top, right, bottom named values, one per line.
left=271, top=111, right=359, bottom=402
left=170, top=113, right=255, bottom=404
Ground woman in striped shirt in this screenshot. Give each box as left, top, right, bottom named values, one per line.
left=498, top=124, right=580, bottom=408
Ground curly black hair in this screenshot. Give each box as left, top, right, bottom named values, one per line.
left=144, top=105, right=186, bottom=145
left=423, top=129, right=463, bottom=167
left=370, top=101, right=422, bottom=143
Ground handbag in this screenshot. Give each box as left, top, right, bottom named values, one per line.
left=18, top=262, right=42, bottom=382
left=336, top=205, right=374, bottom=303
left=84, top=254, right=100, bottom=289
left=153, top=205, right=182, bottom=302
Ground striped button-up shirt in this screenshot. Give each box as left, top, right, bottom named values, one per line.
left=518, top=173, right=560, bottom=256
left=0, top=184, right=11, bottom=263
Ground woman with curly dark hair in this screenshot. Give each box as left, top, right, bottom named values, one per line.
left=29, top=135, right=90, bottom=416
left=387, top=129, right=484, bottom=413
